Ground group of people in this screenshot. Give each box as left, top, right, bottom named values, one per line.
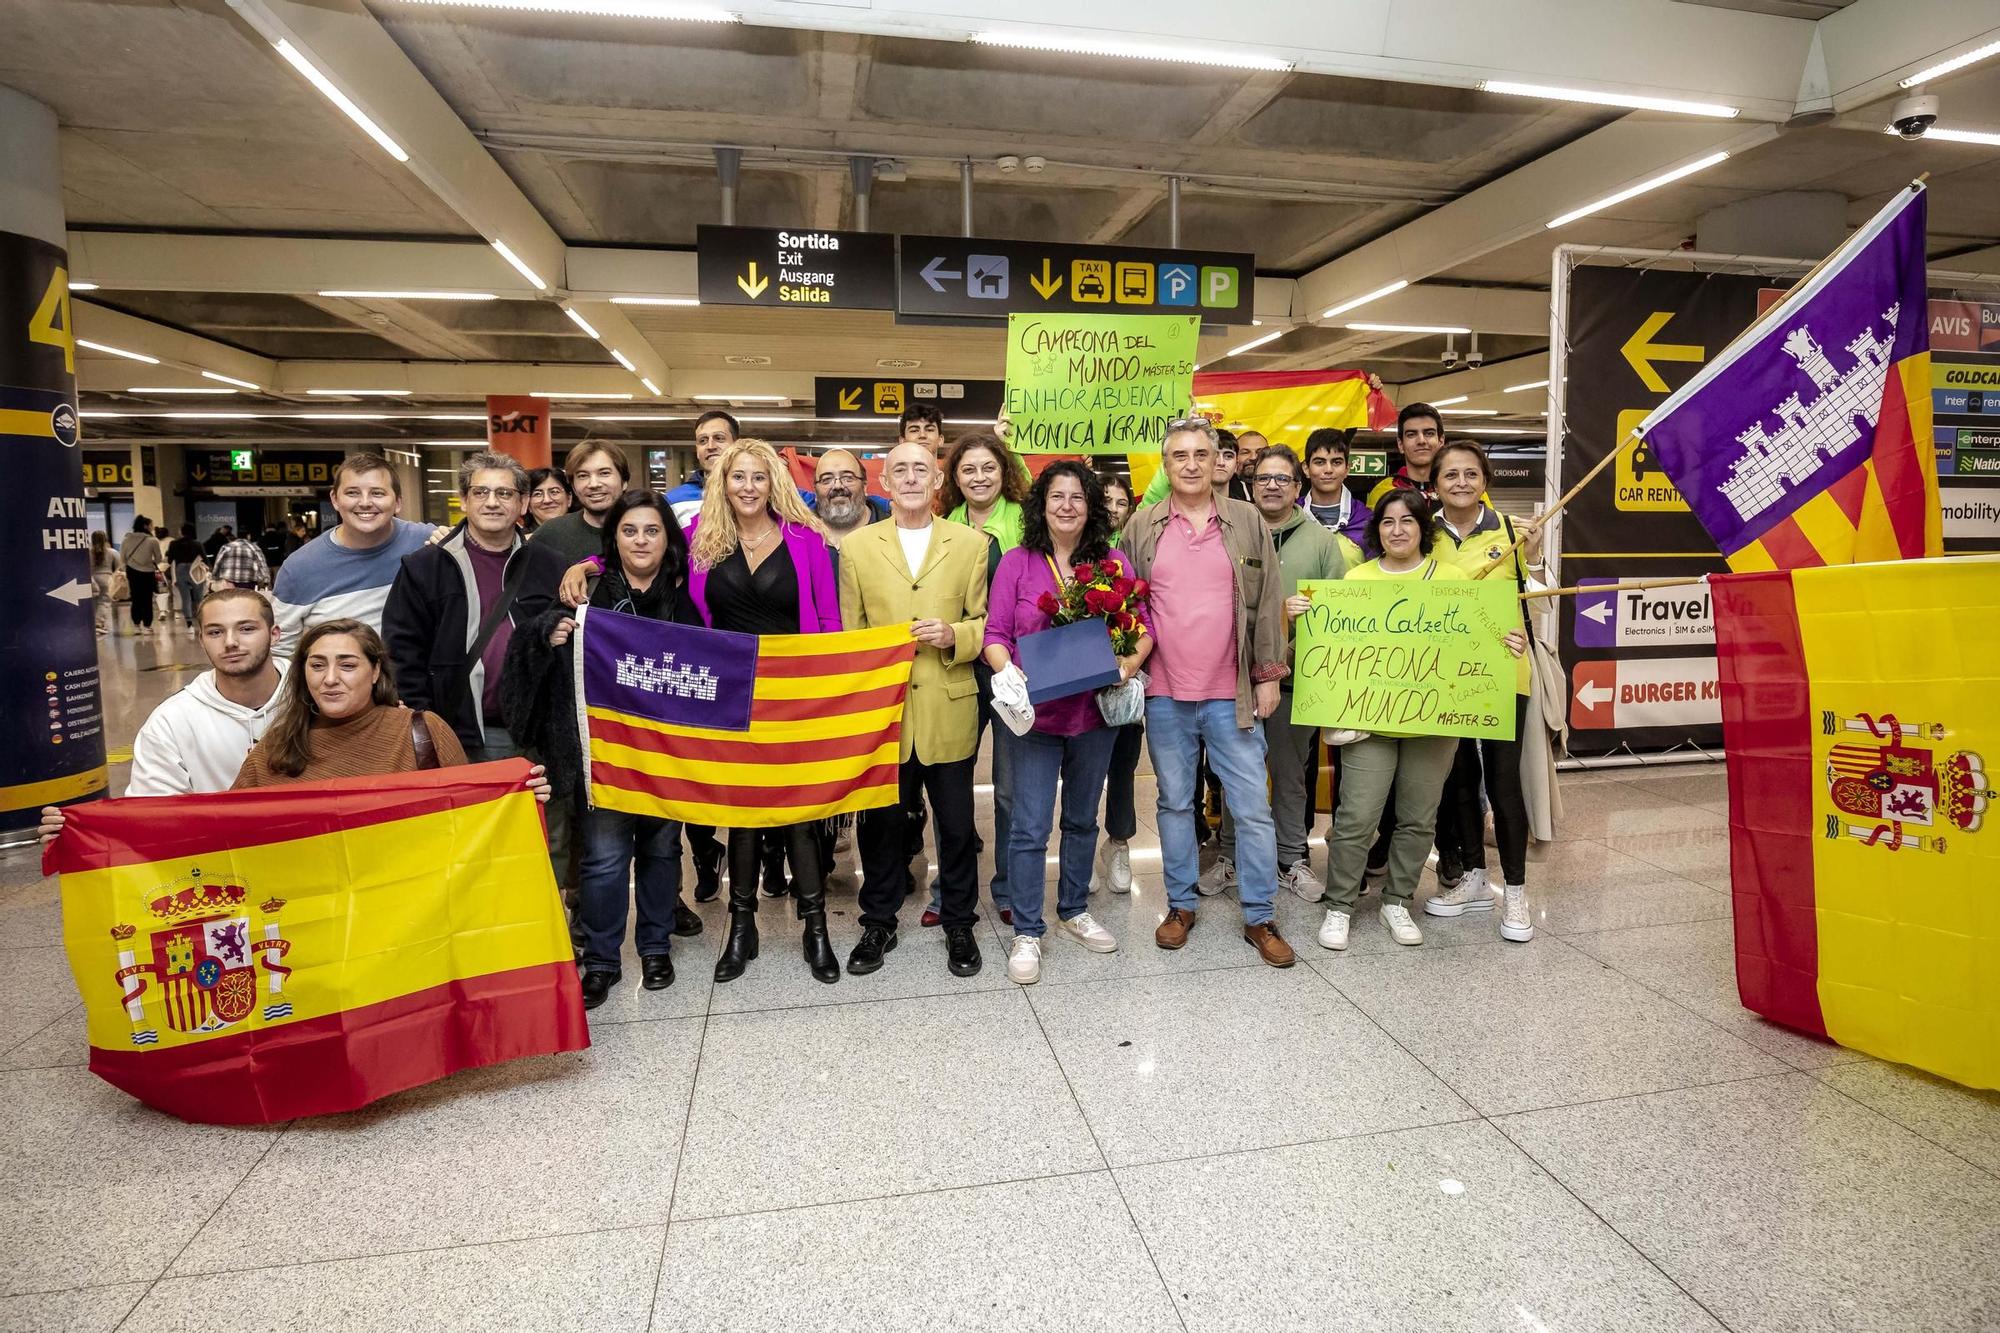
left=93, top=515, right=310, bottom=636
left=47, top=397, right=1548, bottom=1011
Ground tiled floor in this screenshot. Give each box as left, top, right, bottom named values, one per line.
left=4, top=628, right=1998, bottom=1332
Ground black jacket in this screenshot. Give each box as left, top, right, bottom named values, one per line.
left=381, top=526, right=567, bottom=752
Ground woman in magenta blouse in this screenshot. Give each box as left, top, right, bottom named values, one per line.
left=983, top=461, right=1153, bottom=985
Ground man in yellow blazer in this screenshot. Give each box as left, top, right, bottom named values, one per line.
left=838, top=441, right=990, bottom=979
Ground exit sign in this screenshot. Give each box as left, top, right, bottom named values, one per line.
left=230, top=449, right=255, bottom=472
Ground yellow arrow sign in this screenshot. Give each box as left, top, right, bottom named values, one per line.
left=1621, top=310, right=1704, bottom=393
left=737, top=261, right=769, bottom=300
left=836, top=386, right=862, bottom=412
left=1029, top=258, right=1063, bottom=300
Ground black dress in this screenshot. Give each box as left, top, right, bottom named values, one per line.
left=705, top=542, right=799, bottom=636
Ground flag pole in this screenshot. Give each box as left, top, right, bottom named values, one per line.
left=1472, top=430, right=1638, bottom=579
left=1520, top=575, right=1705, bottom=601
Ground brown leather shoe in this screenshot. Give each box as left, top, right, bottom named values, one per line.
left=1244, top=922, right=1296, bottom=968
left=1154, top=907, right=1198, bottom=950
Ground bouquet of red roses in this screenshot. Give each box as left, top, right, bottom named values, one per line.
left=1035, top=555, right=1149, bottom=656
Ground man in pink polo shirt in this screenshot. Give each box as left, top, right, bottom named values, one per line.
left=1118, top=417, right=1294, bottom=968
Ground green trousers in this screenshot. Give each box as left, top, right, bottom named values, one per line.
left=1322, top=732, right=1459, bottom=912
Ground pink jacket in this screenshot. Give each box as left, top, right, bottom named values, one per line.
left=687, top=517, right=842, bottom=633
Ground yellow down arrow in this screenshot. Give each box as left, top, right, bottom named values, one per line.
left=1029, top=258, right=1063, bottom=300
left=737, top=261, right=769, bottom=300
left=836, top=386, right=862, bottom=412
left=1621, top=311, right=1704, bottom=393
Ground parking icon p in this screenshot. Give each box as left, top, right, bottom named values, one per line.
left=1199, top=266, right=1240, bottom=309
left=1158, top=262, right=1197, bottom=307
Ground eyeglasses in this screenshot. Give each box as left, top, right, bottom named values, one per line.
left=1253, top=474, right=1297, bottom=487
left=817, top=471, right=864, bottom=487
left=466, top=487, right=519, bottom=502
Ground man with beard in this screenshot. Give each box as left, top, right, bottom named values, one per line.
left=530, top=439, right=632, bottom=566
left=814, top=447, right=886, bottom=566
left=667, top=410, right=739, bottom=529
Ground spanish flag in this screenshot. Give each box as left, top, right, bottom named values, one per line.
left=1131, top=368, right=1397, bottom=497
left=44, top=760, right=586, bottom=1124
left=1715, top=556, right=1998, bottom=1089
left=578, top=608, right=916, bottom=828
left=1639, top=183, right=1941, bottom=571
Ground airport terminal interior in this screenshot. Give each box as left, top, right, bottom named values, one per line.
left=4, top=1, right=2000, bottom=1330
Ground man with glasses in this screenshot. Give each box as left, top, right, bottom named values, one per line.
left=382, top=449, right=568, bottom=763
left=814, top=448, right=887, bottom=564
left=1118, top=418, right=1296, bottom=968
left=1206, top=445, right=1348, bottom=902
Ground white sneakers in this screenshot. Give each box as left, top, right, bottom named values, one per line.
left=1090, top=839, right=1135, bottom=894
left=1380, top=903, right=1424, bottom=946
left=1318, top=909, right=1350, bottom=951
left=1007, top=936, right=1042, bottom=984
left=1197, top=856, right=1236, bottom=896
left=1281, top=860, right=1320, bottom=902
left=1424, top=868, right=1495, bottom=918
left=1057, top=912, right=1118, bottom=953
left=1500, top=882, right=1534, bottom=942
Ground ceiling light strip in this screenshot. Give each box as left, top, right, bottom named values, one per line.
left=970, top=31, right=1292, bottom=72
left=319, top=290, right=498, bottom=301
left=492, top=239, right=550, bottom=292
left=1546, top=150, right=1730, bottom=229
left=1922, top=125, right=2000, bottom=147
left=1481, top=79, right=1738, bottom=119
left=1899, top=38, right=2000, bottom=89
left=393, top=1, right=738, bottom=21
left=564, top=307, right=602, bottom=340
left=202, top=370, right=260, bottom=390
left=77, top=339, right=159, bottom=365
left=611, top=295, right=701, bottom=306
left=530, top=391, right=633, bottom=399
left=1344, top=322, right=1472, bottom=335
left=1504, top=378, right=1550, bottom=393
left=1320, top=279, right=1408, bottom=321
left=271, top=40, right=409, bottom=163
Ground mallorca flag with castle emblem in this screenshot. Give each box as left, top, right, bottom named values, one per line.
left=1638, top=182, right=1941, bottom=571
left=1714, top=556, right=1998, bottom=1089
left=44, top=760, right=586, bottom=1124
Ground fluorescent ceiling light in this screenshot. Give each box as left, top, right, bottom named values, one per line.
left=1320, top=279, right=1408, bottom=321
left=564, top=307, right=602, bottom=339
left=272, top=39, right=409, bottom=163
left=421, top=439, right=491, bottom=447
left=1223, top=329, right=1285, bottom=358
left=531, top=391, right=634, bottom=399
left=305, top=388, right=412, bottom=396
left=612, top=295, right=700, bottom=306
left=694, top=394, right=787, bottom=404
left=159, top=411, right=260, bottom=420
left=319, top=289, right=497, bottom=301
left=1900, top=39, right=2000, bottom=88
left=1345, top=322, right=1471, bottom=335
left=584, top=414, right=690, bottom=421
left=611, top=349, right=638, bottom=373
left=1546, top=150, right=1730, bottom=229
left=1433, top=395, right=1469, bottom=407
left=1481, top=79, right=1738, bottom=119
left=739, top=415, right=807, bottom=423
left=69, top=281, right=99, bottom=291
left=492, top=239, right=550, bottom=292
left=640, top=377, right=662, bottom=396
left=1449, top=409, right=1499, bottom=416
left=77, top=339, right=159, bottom=364
left=128, top=387, right=234, bottom=395
left=421, top=414, right=488, bottom=421
left=1504, top=378, right=1550, bottom=393
left=1921, top=125, right=2000, bottom=147
left=79, top=411, right=124, bottom=419
left=202, top=370, right=260, bottom=390
left=293, top=413, right=388, bottom=420
left=971, top=31, right=1292, bottom=72
left=394, top=0, right=737, bottom=20
left=1464, top=427, right=1531, bottom=435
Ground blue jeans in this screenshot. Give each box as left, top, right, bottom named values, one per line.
left=578, top=808, right=682, bottom=974
left=1005, top=726, right=1116, bottom=939
left=1146, top=697, right=1277, bottom=925
left=174, top=568, right=199, bottom=624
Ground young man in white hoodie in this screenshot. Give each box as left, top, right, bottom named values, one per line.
left=40, top=589, right=285, bottom=840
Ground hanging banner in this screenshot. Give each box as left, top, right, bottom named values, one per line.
left=1290, top=579, right=1520, bottom=741
left=1, top=229, right=105, bottom=829
left=1003, top=313, right=1198, bottom=454
left=487, top=394, right=552, bottom=469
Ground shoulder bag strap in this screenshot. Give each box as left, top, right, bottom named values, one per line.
left=453, top=544, right=534, bottom=696
left=409, top=710, right=440, bottom=770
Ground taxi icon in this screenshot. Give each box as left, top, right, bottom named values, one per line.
left=1077, top=272, right=1106, bottom=300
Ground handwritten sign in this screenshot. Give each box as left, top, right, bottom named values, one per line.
left=1004, top=313, right=1198, bottom=454
left=1291, top=579, right=1519, bottom=740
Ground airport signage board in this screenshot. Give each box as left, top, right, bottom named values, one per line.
left=696, top=226, right=897, bottom=310
left=897, top=235, right=1254, bottom=324
left=813, top=376, right=1003, bottom=420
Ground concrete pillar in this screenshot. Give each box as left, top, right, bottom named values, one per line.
left=0, top=85, right=106, bottom=836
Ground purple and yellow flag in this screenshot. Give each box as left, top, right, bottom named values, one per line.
left=1715, top=557, right=1998, bottom=1089
left=1639, top=184, right=1940, bottom=571
left=576, top=607, right=916, bottom=828
left=44, top=761, right=587, bottom=1124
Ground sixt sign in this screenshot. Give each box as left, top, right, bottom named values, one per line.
left=897, top=235, right=1253, bottom=324
left=697, top=225, right=897, bottom=310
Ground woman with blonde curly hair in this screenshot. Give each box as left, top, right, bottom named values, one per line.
left=686, top=438, right=845, bottom=986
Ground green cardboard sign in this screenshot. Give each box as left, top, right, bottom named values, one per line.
left=1004, top=313, right=1198, bottom=454
left=1291, top=578, right=1520, bottom=740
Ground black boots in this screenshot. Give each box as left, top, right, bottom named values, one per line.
left=713, top=909, right=759, bottom=983
left=803, top=911, right=839, bottom=984
left=718, top=826, right=837, bottom=984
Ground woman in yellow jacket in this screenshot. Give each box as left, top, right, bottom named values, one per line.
left=1425, top=441, right=1537, bottom=944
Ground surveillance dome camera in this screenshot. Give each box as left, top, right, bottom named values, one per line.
left=996, top=154, right=1021, bottom=174
left=1023, top=155, right=1047, bottom=174
left=1890, top=93, right=1939, bottom=140
left=1441, top=348, right=1459, bottom=367
left=1466, top=349, right=1485, bottom=368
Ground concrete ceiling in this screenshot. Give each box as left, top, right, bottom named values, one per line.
left=5, top=0, right=1994, bottom=447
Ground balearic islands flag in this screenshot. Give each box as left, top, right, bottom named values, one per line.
left=45, top=760, right=587, bottom=1124
left=1638, top=183, right=1940, bottom=571
left=1714, top=557, right=1997, bottom=1089
left=577, top=608, right=916, bottom=828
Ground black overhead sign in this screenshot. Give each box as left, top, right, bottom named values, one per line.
left=897, top=234, right=1255, bottom=324
left=814, top=376, right=1004, bottom=420
left=696, top=225, right=897, bottom=310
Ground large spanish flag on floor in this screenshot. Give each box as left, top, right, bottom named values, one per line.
left=1714, top=556, right=1998, bottom=1089
left=44, top=760, right=586, bottom=1124
left=578, top=607, right=915, bottom=827
left=1640, top=183, right=1940, bottom=571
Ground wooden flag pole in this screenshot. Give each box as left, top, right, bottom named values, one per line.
left=1472, top=430, right=1640, bottom=579
left=1520, top=575, right=1706, bottom=602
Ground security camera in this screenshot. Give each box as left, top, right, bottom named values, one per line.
left=1023, top=155, right=1047, bottom=174
left=1466, top=348, right=1485, bottom=368
left=1441, top=347, right=1459, bottom=368
left=996, top=154, right=1021, bottom=174
left=1890, top=94, right=1939, bottom=140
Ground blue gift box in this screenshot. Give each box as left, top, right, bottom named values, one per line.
left=1018, top=618, right=1122, bottom=705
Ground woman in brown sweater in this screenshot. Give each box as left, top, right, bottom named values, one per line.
left=233, top=619, right=550, bottom=801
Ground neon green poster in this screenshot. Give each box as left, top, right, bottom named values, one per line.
left=1004, top=313, right=1198, bottom=454
left=1291, top=579, right=1520, bottom=740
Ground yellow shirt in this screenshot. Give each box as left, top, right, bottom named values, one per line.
left=1432, top=510, right=1530, bottom=694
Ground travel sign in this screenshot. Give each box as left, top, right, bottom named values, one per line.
left=696, top=225, right=898, bottom=310
left=898, top=235, right=1254, bottom=324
